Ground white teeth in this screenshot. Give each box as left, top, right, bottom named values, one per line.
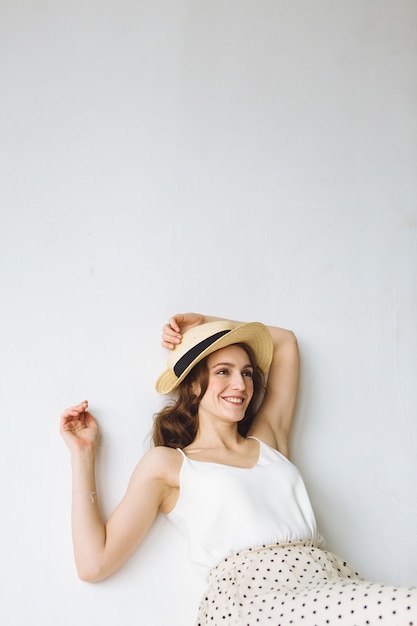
left=224, top=397, right=244, bottom=404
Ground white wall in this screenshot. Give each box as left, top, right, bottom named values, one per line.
left=1, top=1, right=416, bottom=624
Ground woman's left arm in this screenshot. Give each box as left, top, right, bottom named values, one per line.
left=249, top=325, right=300, bottom=459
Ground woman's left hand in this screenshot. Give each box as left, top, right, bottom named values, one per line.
left=161, top=312, right=204, bottom=350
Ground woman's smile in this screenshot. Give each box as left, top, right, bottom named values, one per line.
left=222, top=396, right=245, bottom=404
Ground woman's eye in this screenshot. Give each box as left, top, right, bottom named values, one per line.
left=243, top=370, right=253, bottom=378
left=217, top=369, right=229, bottom=375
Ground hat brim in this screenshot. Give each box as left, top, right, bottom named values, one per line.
left=155, top=321, right=273, bottom=395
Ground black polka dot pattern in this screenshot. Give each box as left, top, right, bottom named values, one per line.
left=196, top=542, right=416, bottom=625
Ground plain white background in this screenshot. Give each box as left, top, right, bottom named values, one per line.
left=1, top=1, right=416, bottom=624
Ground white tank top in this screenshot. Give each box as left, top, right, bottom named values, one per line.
left=167, top=437, right=323, bottom=575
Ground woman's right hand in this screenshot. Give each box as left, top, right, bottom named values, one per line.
left=60, top=400, right=99, bottom=453
left=161, top=312, right=204, bottom=350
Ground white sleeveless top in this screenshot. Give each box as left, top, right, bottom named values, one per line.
left=167, top=437, right=323, bottom=575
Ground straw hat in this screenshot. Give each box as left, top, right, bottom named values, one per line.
left=155, top=320, right=273, bottom=394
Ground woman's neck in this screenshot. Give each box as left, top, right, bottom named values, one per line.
left=188, top=423, right=245, bottom=451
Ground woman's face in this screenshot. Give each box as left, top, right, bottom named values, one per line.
left=196, top=345, right=254, bottom=424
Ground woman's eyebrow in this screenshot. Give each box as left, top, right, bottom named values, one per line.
left=210, top=361, right=253, bottom=369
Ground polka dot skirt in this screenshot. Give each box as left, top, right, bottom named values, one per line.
left=196, top=541, right=416, bottom=625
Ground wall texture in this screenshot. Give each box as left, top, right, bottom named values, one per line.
left=1, top=1, right=416, bottom=624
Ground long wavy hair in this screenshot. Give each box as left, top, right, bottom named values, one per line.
left=152, top=343, right=266, bottom=449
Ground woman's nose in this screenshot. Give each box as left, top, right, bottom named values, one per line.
left=231, top=373, right=245, bottom=390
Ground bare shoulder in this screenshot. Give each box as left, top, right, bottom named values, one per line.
left=133, top=445, right=183, bottom=488
left=248, top=424, right=291, bottom=460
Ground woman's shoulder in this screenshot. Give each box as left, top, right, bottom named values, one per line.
left=138, top=445, right=183, bottom=486
left=248, top=425, right=290, bottom=459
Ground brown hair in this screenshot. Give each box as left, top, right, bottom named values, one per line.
left=152, top=343, right=266, bottom=448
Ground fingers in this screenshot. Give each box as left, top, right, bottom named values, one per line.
left=161, top=323, right=182, bottom=350
left=168, top=316, right=181, bottom=333
left=60, top=401, right=98, bottom=450
left=61, top=400, right=89, bottom=419
left=60, top=401, right=89, bottom=431
left=161, top=317, right=183, bottom=350
left=161, top=313, right=204, bottom=350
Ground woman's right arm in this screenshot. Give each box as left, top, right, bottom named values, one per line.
left=60, top=401, right=176, bottom=582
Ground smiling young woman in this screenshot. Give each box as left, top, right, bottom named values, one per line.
left=61, top=312, right=417, bottom=625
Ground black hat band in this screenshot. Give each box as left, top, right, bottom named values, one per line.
left=173, top=330, right=231, bottom=378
